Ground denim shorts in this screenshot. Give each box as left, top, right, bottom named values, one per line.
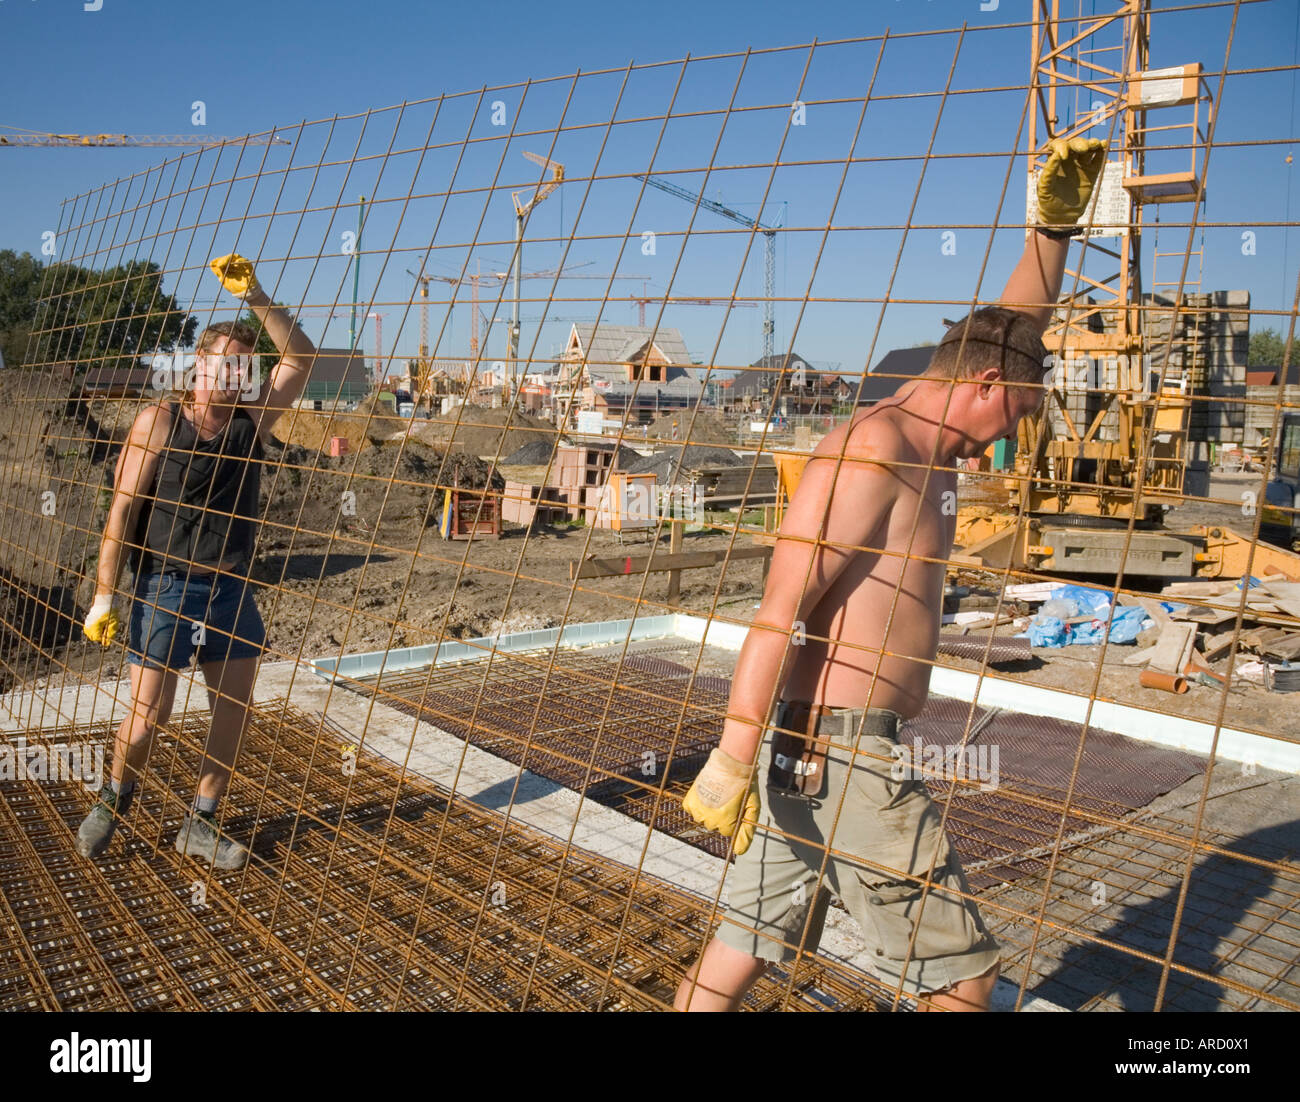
left=127, top=571, right=266, bottom=670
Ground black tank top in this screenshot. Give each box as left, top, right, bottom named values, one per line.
left=133, top=402, right=264, bottom=577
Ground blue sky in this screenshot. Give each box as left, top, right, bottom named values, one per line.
left=2, top=0, right=1297, bottom=375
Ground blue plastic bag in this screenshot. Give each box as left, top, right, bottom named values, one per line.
left=1106, top=606, right=1149, bottom=643
left=1049, top=584, right=1113, bottom=616
left=1024, top=605, right=1149, bottom=648
left=1027, top=616, right=1068, bottom=647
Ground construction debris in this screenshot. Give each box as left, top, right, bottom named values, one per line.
left=1139, top=669, right=1189, bottom=694
left=1125, top=622, right=1197, bottom=674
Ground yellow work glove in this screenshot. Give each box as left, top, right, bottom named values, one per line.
left=83, top=595, right=122, bottom=646
left=682, top=747, right=761, bottom=855
left=1037, top=137, right=1108, bottom=228
left=209, top=252, right=261, bottom=299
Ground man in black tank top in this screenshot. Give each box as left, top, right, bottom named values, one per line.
left=78, top=253, right=318, bottom=868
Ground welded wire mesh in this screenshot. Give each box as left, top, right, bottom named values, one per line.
left=1, top=0, right=1299, bottom=1012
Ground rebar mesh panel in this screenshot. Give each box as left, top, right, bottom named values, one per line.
left=0, top=704, right=889, bottom=1011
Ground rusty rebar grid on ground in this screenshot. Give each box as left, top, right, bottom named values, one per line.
left=0, top=703, right=887, bottom=1011
left=345, top=645, right=1208, bottom=888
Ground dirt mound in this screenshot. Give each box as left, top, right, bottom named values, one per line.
left=502, top=439, right=567, bottom=465
left=597, top=441, right=644, bottom=469
left=626, top=445, right=745, bottom=482
left=644, top=410, right=734, bottom=446
left=356, top=442, right=501, bottom=493
left=271, top=397, right=406, bottom=454
left=261, top=438, right=502, bottom=540
left=407, top=405, right=555, bottom=458
left=502, top=438, right=642, bottom=469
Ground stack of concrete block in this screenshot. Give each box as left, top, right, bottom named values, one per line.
left=502, top=480, right=542, bottom=525
left=1244, top=385, right=1300, bottom=449
left=501, top=444, right=627, bottom=526
left=501, top=480, right=581, bottom=525
left=553, top=444, right=616, bottom=490
left=1142, top=290, right=1250, bottom=444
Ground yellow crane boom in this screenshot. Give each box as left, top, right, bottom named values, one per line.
left=0, top=132, right=289, bottom=148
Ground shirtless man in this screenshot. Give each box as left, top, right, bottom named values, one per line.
left=78, top=253, right=317, bottom=867
left=677, top=139, right=1107, bottom=1011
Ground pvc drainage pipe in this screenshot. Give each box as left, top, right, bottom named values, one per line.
left=1140, top=669, right=1188, bottom=694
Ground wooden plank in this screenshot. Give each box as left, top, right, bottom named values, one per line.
left=1161, top=581, right=1237, bottom=597
left=1170, top=605, right=1237, bottom=625
left=1004, top=582, right=1057, bottom=601
left=571, top=543, right=772, bottom=580
left=1124, top=644, right=1159, bottom=668
left=1201, top=634, right=1238, bottom=662
left=958, top=614, right=1016, bottom=635
left=666, top=520, right=683, bottom=604
left=1259, top=581, right=1300, bottom=619
left=1241, top=626, right=1290, bottom=650
left=1128, top=595, right=1172, bottom=625
left=1145, top=622, right=1198, bottom=675
left=1163, top=597, right=1297, bottom=631
left=1260, top=632, right=1300, bottom=661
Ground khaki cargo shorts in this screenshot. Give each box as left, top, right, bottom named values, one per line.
left=714, top=701, right=1001, bottom=997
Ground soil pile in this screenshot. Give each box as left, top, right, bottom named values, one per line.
left=407, top=406, right=556, bottom=458
left=261, top=438, right=503, bottom=538
left=644, top=410, right=734, bottom=446
left=502, top=439, right=568, bottom=465
left=271, top=396, right=407, bottom=454
left=626, top=445, right=745, bottom=483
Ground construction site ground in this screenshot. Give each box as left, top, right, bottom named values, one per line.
left=0, top=372, right=1287, bottom=740
left=6, top=632, right=1295, bottom=1011
left=2, top=377, right=1296, bottom=1011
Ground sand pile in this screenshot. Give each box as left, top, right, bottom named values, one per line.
left=271, top=395, right=406, bottom=454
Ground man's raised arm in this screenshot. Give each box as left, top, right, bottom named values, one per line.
left=999, top=138, right=1107, bottom=331
left=209, top=253, right=318, bottom=432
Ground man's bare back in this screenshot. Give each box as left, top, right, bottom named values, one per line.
left=676, top=137, right=1106, bottom=1010
left=783, top=396, right=957, bottom=719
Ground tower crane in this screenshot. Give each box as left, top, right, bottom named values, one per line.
left=508, top=152, right=565, bottom=387
left=950, top=0, right=1300, bottom=580
left=412, top=263, right=648, bottom=362
left=635, top=174, right=782, bottom=369
left=624, top=286, right=757, bottom=326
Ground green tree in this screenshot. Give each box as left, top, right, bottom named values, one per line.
left=0, top=249, right=47, bottom=367
left=22, top=258, right=196, bottom=373
left=1249, top=327, right=1289, bottom=367
left=73, top=260, right=194, bottom=366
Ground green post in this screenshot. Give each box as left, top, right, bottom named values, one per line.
left=350, top=195, right=366, bottom=349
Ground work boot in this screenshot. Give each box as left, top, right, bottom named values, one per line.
left=174, top=810, right=249, bottom=870
left=76, top=784, right=133, bottom=859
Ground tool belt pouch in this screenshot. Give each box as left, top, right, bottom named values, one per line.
left=767, top=703, right=828, bottom=798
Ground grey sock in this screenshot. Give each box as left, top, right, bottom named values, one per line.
left=110, top=778, right=135, bottom=797
left=193, top=795, right=219, bottom=815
